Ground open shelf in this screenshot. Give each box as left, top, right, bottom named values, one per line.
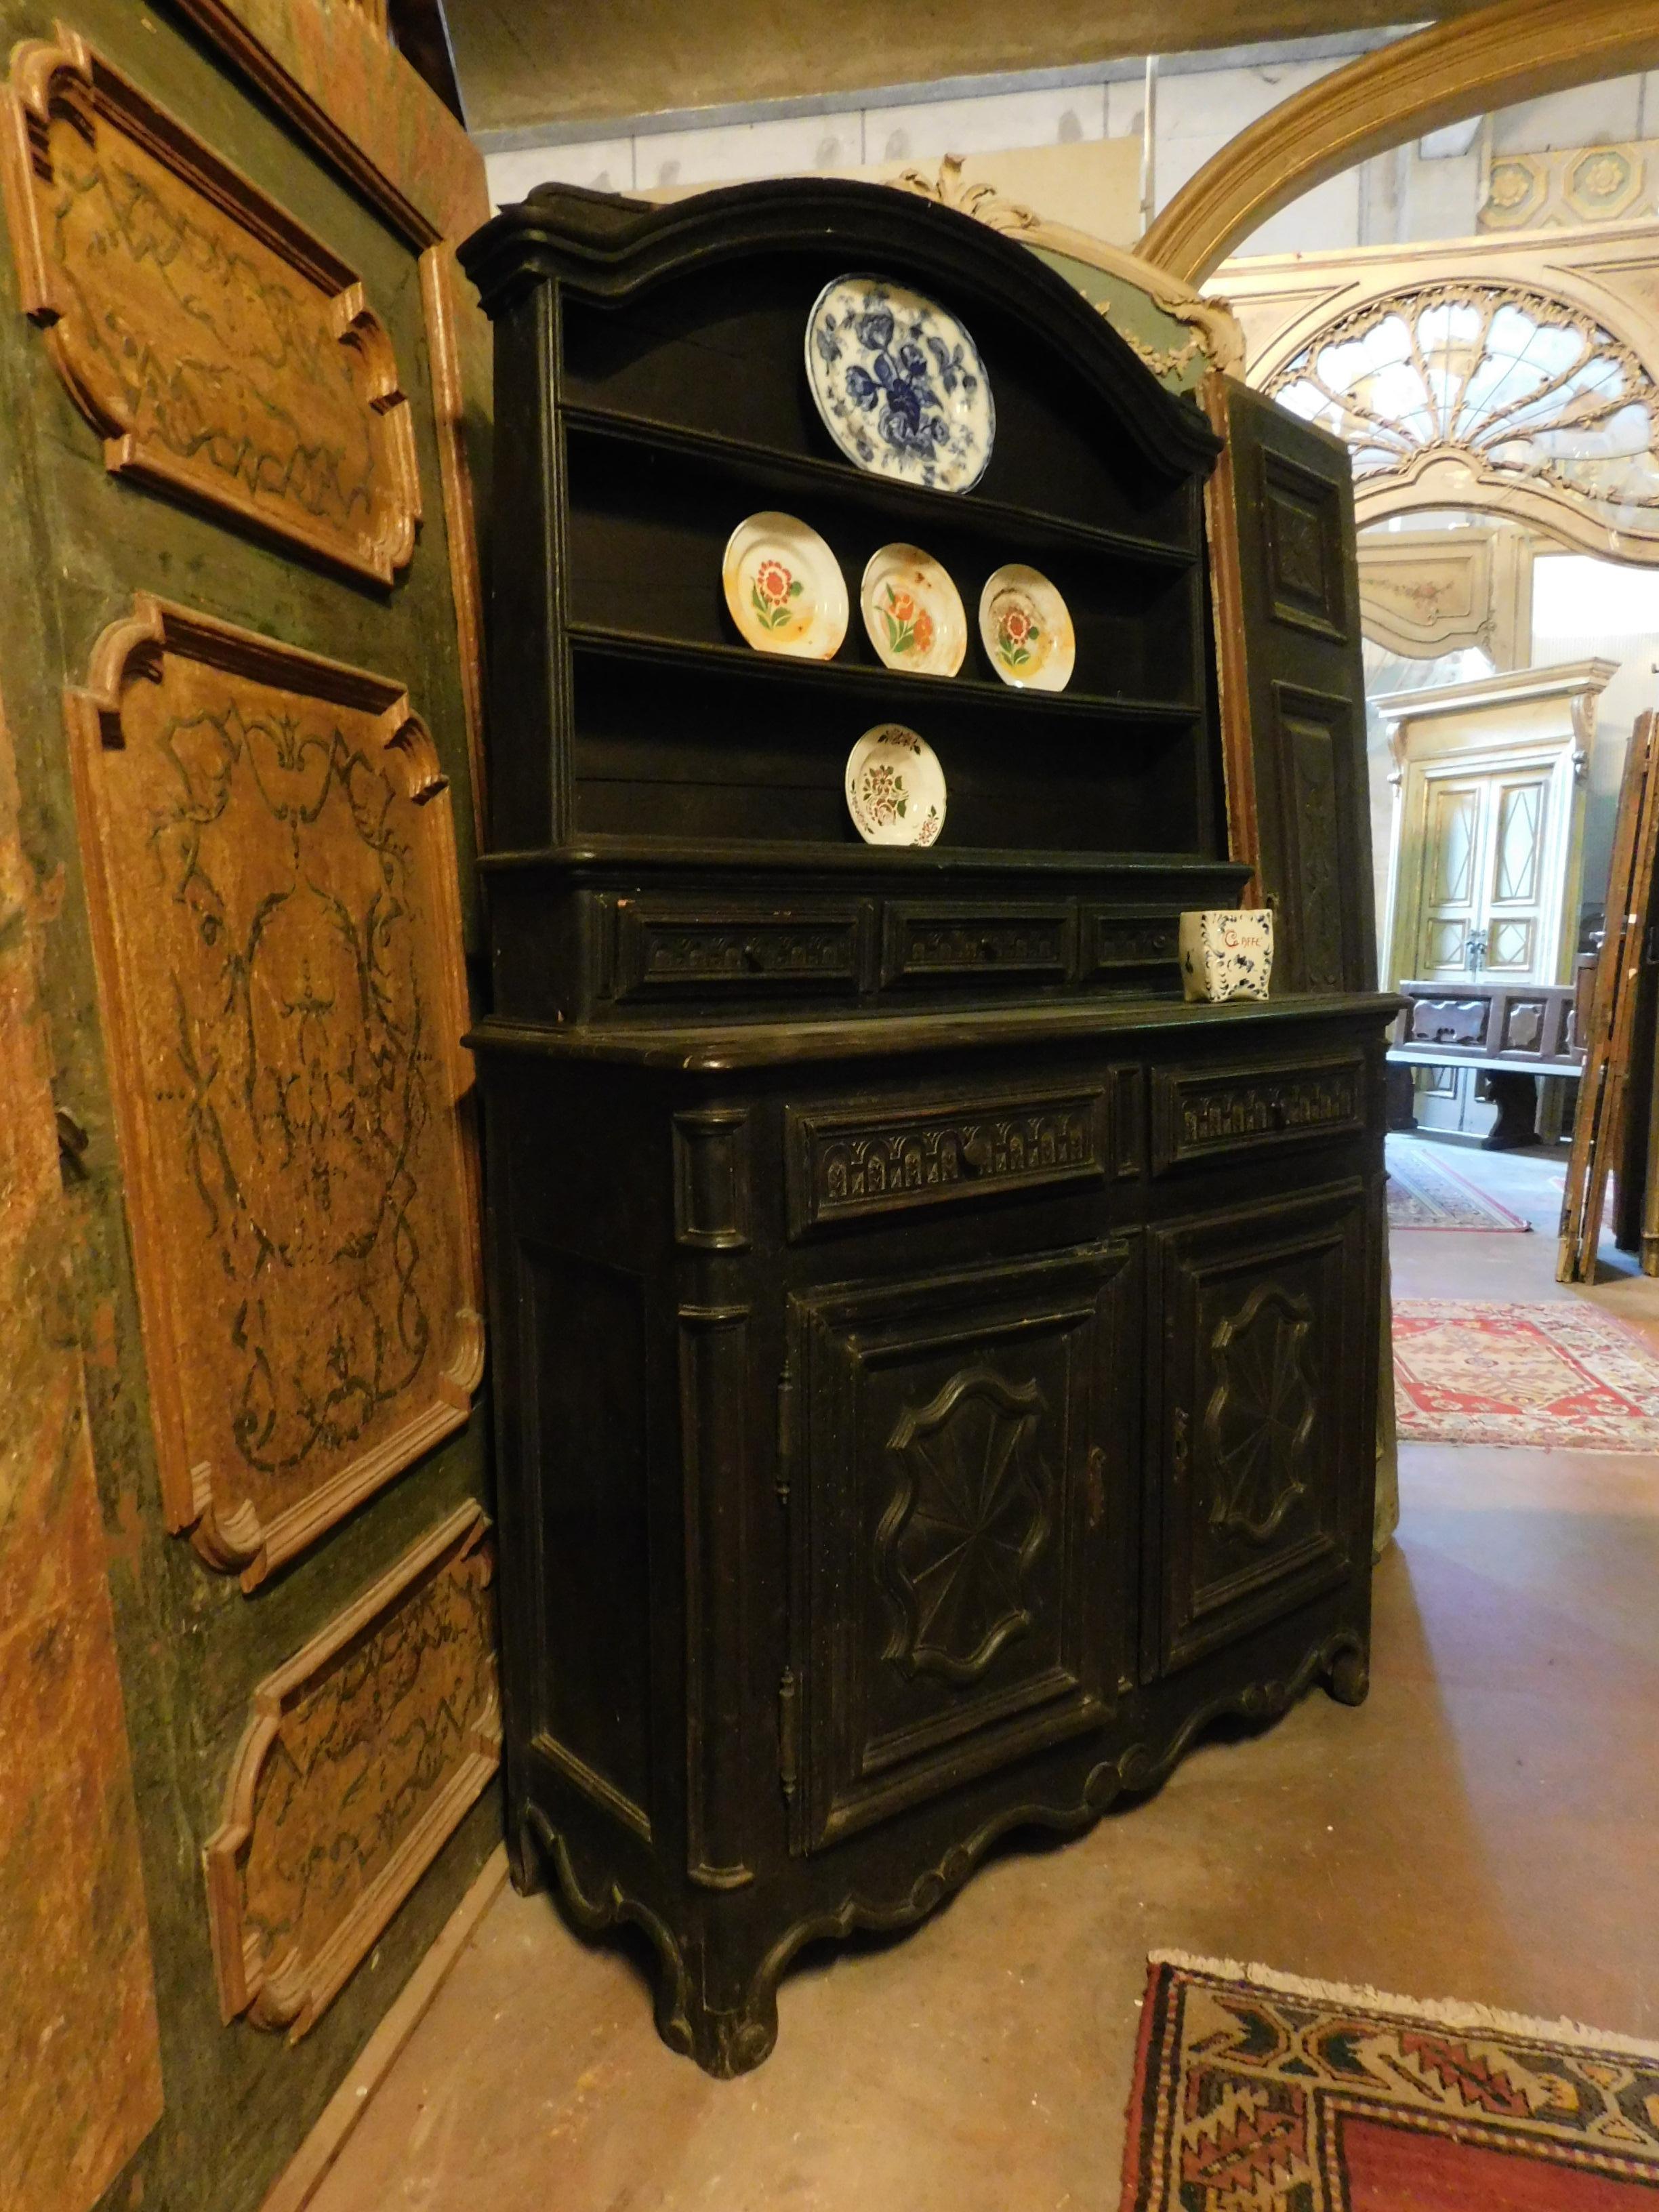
left=566, top=623, right=1200, bottom=729
left=560, top=404, right=1196, bottom=574
left=554, top=247, right=1204, bottom=548
left=561, top=413, right=1207, bottom=714
left=567, top=634, right=1207, bottom=853
left=476, top=190, right=1227, bottom=882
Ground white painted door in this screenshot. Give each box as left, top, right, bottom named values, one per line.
left=1409, top=763, right=1555, bottom=1134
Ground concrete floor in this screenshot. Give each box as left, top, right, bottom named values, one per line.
left=308, top=1143, right=1659, bottom=2212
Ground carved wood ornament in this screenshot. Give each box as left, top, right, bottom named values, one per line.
left=0, top=27, right=422, bottom=583
left=204, top=1502, right=499, bottom=2039
left=65, top=595, right=483, bottom=1589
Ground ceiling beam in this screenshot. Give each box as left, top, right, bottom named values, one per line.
left=445, top=1, right=1480, bottom=138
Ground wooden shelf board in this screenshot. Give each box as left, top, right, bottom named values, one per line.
left=567, top=621, right=1199, bottom=728
left=560, top=401, right=1197, bottom=573
left=480, top=836, right=1246, bottom=876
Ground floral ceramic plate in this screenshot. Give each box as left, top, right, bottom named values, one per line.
left=844, top=724, right=946, bottom=847
left=978, top=563, right=1076, bottom=691
left=805, top=275, right=994, bottom=493
left=859, top=544, right=967, bottom=677
left=722, top=511, right=848, bottom=658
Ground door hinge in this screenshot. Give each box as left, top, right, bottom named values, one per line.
left=1084, top=1443, right=1106, bottom=1531
left=775, top=1361, right=796, bottom=1506
left=777, top=1667, right=799, bottom=1803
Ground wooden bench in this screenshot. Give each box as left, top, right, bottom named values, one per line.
left=1387, top=979, right=1584, bottom=1148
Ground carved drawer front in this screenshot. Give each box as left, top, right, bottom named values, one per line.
left=1150, top=1184, right=1373, bottom=1675
left=612, top=898, right=868, bottom=1000
left=785, top=1243, right=1139, bottom=1853
left=785, top=1086, right=1110, bottom=1237
left=880, top=901, right=1076, bottom=987
left=1082, top=905, right=1181, bottom=992
left=1150, top=1052, right=1368, bottom=1174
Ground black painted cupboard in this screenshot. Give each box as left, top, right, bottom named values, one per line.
left=459, top=178, right=1392, bottom=2074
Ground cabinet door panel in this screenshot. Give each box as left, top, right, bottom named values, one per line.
left=1204, top=375, right=1376, bottom=994
left=1151, top=1185, right=1374, bottom=1675
left=789, top=1242, right=1139, bottom=1853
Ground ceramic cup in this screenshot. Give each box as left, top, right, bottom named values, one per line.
left=1179, top=908, right=1274, bottom=1003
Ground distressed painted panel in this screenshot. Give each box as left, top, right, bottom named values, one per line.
left=0, top=28, right=421, bottom=581
left=204, top=1501, right=499, bottom=2039
left=0, top=681, right=162, bottom=2212
left=65, top=594, right=484, bottom=1588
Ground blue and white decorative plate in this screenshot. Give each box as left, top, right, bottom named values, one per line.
left=804, top=275, right=994, bottom=493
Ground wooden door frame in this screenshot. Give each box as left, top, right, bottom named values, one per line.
left=1377, top=661, right=1616, bottom=993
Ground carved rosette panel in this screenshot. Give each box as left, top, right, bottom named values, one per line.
left=878, top=1367, right=1050, bottom=1683
left=1202, top=1286, right=1316, bottom=1544
left=66, top=595, right=483, bottom=1588
left=0, top=30, right=420, bottom=582
left=204, top=1503, right=499, bottom=2040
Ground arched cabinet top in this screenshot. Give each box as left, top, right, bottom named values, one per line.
left=459, top=177, right=1220, bottom=491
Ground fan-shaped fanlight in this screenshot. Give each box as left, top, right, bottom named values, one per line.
left=1266, top=283, right=1659, bottom=547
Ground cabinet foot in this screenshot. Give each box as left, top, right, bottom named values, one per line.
left=506, top=1809, right=547, bottom=1896
left=1325, top=1644, right=1370, bottom=1706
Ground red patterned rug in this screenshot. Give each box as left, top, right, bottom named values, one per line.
left=1120, top=1953, right=1659, bottom=2209
left=1393, top=1299, right=1659, bottom=1452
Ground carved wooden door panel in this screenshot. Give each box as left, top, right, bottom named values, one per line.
left=787, top=1241, right=1139, bottom=1854
left=0, top=0, right=495, bottom=2178
left=1204, top=373, right=1376, bottom=996
left=1150, top=1185, right=1374, bottom=1676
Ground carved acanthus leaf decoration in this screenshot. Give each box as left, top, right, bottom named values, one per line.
left=894, top=152, right=1040, bottom=234
left=888, top=155, right=1243, bottom=378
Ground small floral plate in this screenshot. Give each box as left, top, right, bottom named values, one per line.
left=859, top=544, right=967, bottom=677
left=978, top=563, right=1076, bottom=691
left=844, top=724, right=946, bottom=847
left=722, top=511, right=848, bottom=658
left=805, top=274, right=994, bottom=493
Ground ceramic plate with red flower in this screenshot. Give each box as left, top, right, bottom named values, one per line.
left=859, top=543, right=967, bottom=677
left=844, top=723, right=946, bottom=847
left=978, top=563, right=1075, bottom=691
left=722, top=512, right=848, bottom=658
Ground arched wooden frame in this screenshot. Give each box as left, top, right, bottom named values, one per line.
left=1139, top=0, right=1659, bottom=287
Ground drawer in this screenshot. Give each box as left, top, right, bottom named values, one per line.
left=1082, top=905, right=1181, bottom=992
left=611, top=897, right=869, bottom=1001
left=785, top=1084, right=1111, bottom=1237
left=880, top=901, right=1076, bottom=987
left=1149, top=1053, right=1368, bottom=1174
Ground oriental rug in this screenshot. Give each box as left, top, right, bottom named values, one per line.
left=1385, top=1136, right=1530, bottom=1232
left=1392, top=1299, right=1659, bottom=1452
left=1120, top=1952, right=1659, bottom=2211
